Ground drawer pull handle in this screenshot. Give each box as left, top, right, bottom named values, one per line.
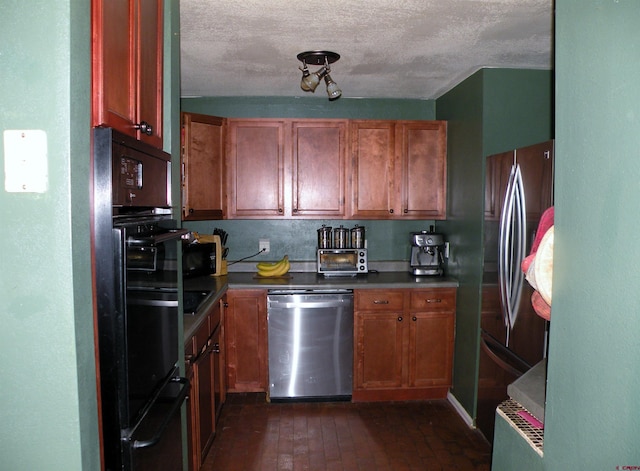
left=373, top=300, right=389, bottom=304
left=426, top=298, right=442, bottom=303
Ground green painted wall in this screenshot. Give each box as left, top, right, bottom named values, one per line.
left=436, top=71, right=486, bottom=418
left=436, top=68, right=553, bottom=421
left=0, top=2, right=98, bottom=470
left=0, top=2, right=181, bottom=470
left=493, top=1, right=640, bottom=469
left=181, top=96, right=436, bottom=120
left=185, top=219, right=439, bottom=263
left=482, top=69, right=554, bottom=156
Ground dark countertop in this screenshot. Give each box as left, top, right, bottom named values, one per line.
left=183, top=271, right=458, bottom=342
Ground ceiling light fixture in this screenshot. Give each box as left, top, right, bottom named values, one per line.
left=297, top=51, right=342, bottom=101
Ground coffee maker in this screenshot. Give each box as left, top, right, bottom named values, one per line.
left=410, top=227, right=445, bottom=276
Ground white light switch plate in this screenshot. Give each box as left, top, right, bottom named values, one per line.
left=4, top=129, right=48, bottom=193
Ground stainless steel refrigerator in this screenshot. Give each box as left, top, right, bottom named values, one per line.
left=477, top=140, right=554, bottom=442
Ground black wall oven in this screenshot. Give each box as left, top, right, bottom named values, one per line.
left=93, top=127, right=188, bottom=471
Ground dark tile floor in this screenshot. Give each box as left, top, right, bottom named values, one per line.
left=201, top=393, right=491, bottom=471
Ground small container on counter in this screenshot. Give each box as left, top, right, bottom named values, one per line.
left=333, top=225, right=350, bottom=248
left=317, top=225, right=332, bottom=249
left=351, top=225, right=365, bottom=249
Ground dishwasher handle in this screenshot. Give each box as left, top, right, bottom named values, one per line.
left=267, top=289, right=353, bottom=295
left=268, top=298, right=353, bottom=309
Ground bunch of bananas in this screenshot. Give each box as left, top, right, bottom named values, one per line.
left=256, top=255, right=290, bottom=277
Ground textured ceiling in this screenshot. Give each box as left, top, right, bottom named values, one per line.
left=180, top=0, right=553, bottom=100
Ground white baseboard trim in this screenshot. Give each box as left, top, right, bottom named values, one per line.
left=447, top=391, right=475, bottom=428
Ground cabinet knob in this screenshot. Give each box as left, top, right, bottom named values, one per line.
left=397, top=316, right=403, bottom=322
left=212, top=343, right=220, bottom=354
left=278, top=208, right=284, bottom=213
left=223, top=302, right=229, bottom=308
left=404, top=208, right=408, bottom=214
left=412, top=316, right=417, bottom=321
left=135, top=121, right=153, bottom=136
left=389, top=209, right=394, bottom=214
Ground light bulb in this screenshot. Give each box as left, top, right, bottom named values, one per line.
left=299, top=63, right=313, bottom=91
left=301, top=66, right=328, bottom=93
left=324, top=74, right=342, bottom=100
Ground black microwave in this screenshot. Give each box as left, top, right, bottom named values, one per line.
left=183, top=242, right=219, bottom=278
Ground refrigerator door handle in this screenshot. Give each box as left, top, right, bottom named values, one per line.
left=509, top=164, right=527, bottom=329
left=498, top=164, right=516, bottom=338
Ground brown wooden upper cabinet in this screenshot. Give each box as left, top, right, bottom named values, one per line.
left=187, top=117, right=447, bottom=220
left=351, top=120, right=447, bottom=219
left=92, top=0, right=164, bottom=149
left=226, top=119, right=348, bottom=219
left=181, top=112, right=225, bottom=220
left=226, top=119, right=287, bottom=218
left=291, top=120, right=348, bottom=218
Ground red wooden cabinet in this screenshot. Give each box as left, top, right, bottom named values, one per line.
left=185, top=296, right=226, bottom=470
left=226, top=119, right=348, bottom=219
left=350, top=120, right=447, bottom=219
left=181, top=112, right=225, bottom=220
left=224, top=290, right=268, bottom=392
left=353, top=288, right=455, bottom=401
left=92, top=0, right=163, bottom=148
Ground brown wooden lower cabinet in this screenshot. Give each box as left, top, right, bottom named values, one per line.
left=353, top=288, right=456, bottom=401
left=185, top=296, right=226, bottom=471
left=224, top=289, right=268, bottom=392
left=219, top=287, right=455, bottom=404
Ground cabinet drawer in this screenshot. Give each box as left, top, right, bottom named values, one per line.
left=409, top=289, right=456, bottom=311
left=355, top=290, right=404, bottom=311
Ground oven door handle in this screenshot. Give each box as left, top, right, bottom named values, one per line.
left=127, top=228, right=191, bottom=246
left=130, top=376, right=190, bottom=450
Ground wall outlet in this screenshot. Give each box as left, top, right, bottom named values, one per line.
left=259, top=239, right=270, bottom=253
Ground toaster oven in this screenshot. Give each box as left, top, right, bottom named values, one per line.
left=317, top=248, right=368, bottom=276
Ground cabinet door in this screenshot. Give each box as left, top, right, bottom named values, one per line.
left=227, top=120, right=287, bottom=218
left=213, top=297, right=226, bottom=420
left=92, top=0, right=136, bottom=135
left=292, top=120, right=348, bottom=217
left=397, top=121, right=447, bottom=219
left=354, top=312, right=405, bottom=390
left=350, top=120, right=397, bottom=218
left=181, top=112, right=225, bottom=220
left=408, top=312, right=455, bottom=387
left=225, top=290, right=268, bottom=392
left=91, top=0, right=163, bottom=148
left=194, top=337, right=215, bottom=466
left=184, top=340, right=197, bottom=471
left=136, top=0, right=163, bottom=148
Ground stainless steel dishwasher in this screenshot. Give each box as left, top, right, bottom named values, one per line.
left=267, top=289, right=354, bottom=401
